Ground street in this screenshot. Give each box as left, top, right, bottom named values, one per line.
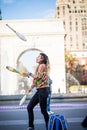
left=0, top=96, right=87, bottom=130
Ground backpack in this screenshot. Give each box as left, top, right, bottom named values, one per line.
left=48, top=114, right=68, bottom=130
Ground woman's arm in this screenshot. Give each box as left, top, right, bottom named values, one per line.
left=23, top=72, right=36, bottom=78
left=23, top=64, right=46, bottom=79
left=28, top=83, right=35, bottom=93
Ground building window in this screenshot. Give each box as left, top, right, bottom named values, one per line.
left=82, top=70, right=86, bottom=77
left=70, top=21, right=72, bottom=25
left=69, top=16, right=72, bottom=20
left=76, top=35, right=78, bottom=40
left=76, top=43, right=79, bottom=49
left=76, top=21, right=78, bottom=25
left=82, top=26, right=85, bottom=30
left=81, top=10, right=83, bottom=13
left=76, top=27, right=78, bottom=31
left=58, top=12, right=60, bottom=16
left=78, top=10, right=80, bottom=13
left=76, top=43, right=78, bottom=46
left=73, top=0, right=76, bottom=3
left=70, top=37, right=72, bottom=42
left=70, top=44, right=73, bottom=46
left=70, top=26, right=72, bottom=31
left=82, top=43, right=86, bottom=49
left=75, top=18, right=78, bottom=21
left=70, top=36, right=72, bottom=42
left=57, top=7, right=60, bottom=10
left=82, top=0, right=84, bottom=3
left=63, top=20, right=65, bottom=25
left=63, top=21, right=65, bottom=29
left=75, top=10, right=77, bottom=13
left=63, top=6, right=65, bottom=10
left=63, top=11, right=65, bottom=15
left=84, top=10, right=86, bottom=13
left=81, top=59, right=86, bottom=65
left=80, top=0, right=85, bottom=3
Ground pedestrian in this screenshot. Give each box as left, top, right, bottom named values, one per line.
left=23, top=53, right=50, bottom=130
left=47, top=77, right=54, bottom=115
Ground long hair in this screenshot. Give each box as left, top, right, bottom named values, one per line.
left=40, top=53, right=48, bottom=65
left=35, top=53, right=50, bottom=75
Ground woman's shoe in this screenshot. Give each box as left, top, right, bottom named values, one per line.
left=27, top=127, right=34, bottom=130
left=48, top=111, right=54, bottom=115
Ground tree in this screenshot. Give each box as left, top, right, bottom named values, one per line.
left=65, top=51, right=84, bottom=92
left=65, top=51, right=77, bottom=73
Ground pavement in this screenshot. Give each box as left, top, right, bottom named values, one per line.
left=0, top=94, right=87, bottom=130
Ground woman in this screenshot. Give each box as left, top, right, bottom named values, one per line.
left=23, top=53, right=50, bottom=130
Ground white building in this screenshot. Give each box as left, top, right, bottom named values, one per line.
left=56, top=0, right=87, bottom=51
left=0, top=19, right=66, bottom=95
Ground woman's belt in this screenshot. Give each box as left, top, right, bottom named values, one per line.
left=36, top=85, right=49, bottom=89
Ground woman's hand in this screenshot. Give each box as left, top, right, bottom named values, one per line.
left=28, top=84, right=35, bottom=93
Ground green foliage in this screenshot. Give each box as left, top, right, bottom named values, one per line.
left=65, top=51, right=84, bottom=91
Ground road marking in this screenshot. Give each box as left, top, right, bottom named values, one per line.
left=0, top=103, right=87, bottom=110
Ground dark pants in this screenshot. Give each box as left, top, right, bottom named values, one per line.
left=27, top=87, right=49, bottom=130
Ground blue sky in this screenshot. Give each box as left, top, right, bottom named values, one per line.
left=0, top=0, right=56, bottom=76
left=0, top=0, right=56, bottom=20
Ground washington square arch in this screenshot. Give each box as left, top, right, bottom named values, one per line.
left=0, top=19, right=66, bottom=95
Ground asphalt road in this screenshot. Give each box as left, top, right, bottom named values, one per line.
left=0, top=97, right=87, bottom=130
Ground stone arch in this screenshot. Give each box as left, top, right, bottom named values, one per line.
left=16, top=48, right=50, bottom=94
left=0, top=19, right=66, bottom=95
left=16, top=48, right=43, bottom=65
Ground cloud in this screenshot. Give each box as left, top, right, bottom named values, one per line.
left=2, top=0, right=14, bottom=4
left=42, top=9, right=56, bottom=18
left=44, top=9, right=55, bottom=18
